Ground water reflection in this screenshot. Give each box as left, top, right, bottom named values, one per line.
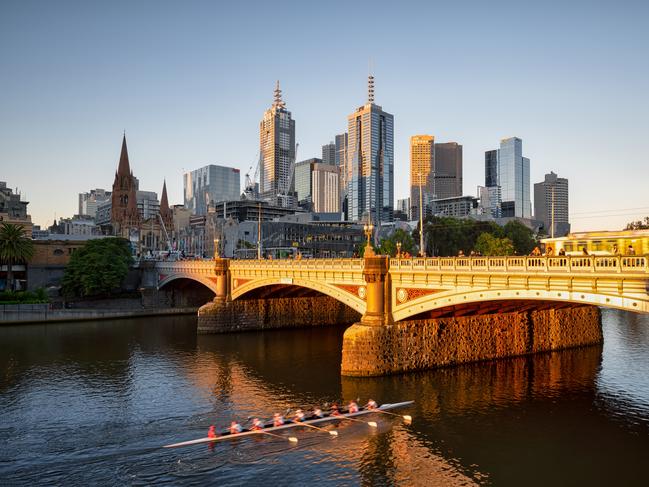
left=0, top=311, right=648, bottom=486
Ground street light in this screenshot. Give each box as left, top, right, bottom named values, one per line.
left=396, top=241, right=402, bottom=258
left=214, top=237, right=220, bottom=259
left=418, top=171, right=425, bottom=257
left=363, top=220, right=375, bottom=257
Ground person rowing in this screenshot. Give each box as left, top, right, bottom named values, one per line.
left=312, top=408, right=324, bottom=418
left=365, top=399, right=378, bottom=410
left=250, top=418, right=264, bottom=431
left=207, top=425, right=217, bottom=439
left=330, top=404, right=341, bottom=416
left=348, top=401, right=359, bottom=413
left=273, top=413, right=285, bottom=427
left=293, top=409, right=305, bottom=422
left=229, top=421, right=243, bottom=434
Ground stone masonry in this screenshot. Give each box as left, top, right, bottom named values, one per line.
left=341, top=305, right=602, bottom=376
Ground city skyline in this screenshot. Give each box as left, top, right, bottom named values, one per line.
left=1, top=0, right=648, bottom=230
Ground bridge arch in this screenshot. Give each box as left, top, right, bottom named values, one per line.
left=231, top=277, right=367, bottom=315
left=158, top=273, right=219, bottom=294
left=392, top=287, right=649, bottom=322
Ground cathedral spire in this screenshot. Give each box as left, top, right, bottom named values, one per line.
left=160, top=179, right=170, bottom=212
left=117, top=133, right=131, bottom=176
left=273, top=80, right=285, bottom=109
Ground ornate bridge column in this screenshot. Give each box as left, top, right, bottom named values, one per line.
left=213, top=258, right=230, bottom=302
left=361, top=255, right=390, bottom=325
left=341, top=255, right=393, bottom=376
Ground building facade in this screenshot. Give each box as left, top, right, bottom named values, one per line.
left=322, top=142, right=336, bottom=166
left=183, top=164, right=241, bottom=216
left=409, top=135, right=435, bottom=221
left=434, top=142, right=463, bottom=199
left=345, top=76, right=394, bottom=223
left=259, top=81, right=296, bottom=208
left=534, top=171, right=570, bottom=237
left=294, top=158, right=321, bottom=208
left=0, top=181, right=32, bottom=234
left=78, top=189, right=111, bottom=218
left=484, top=137, right=531, bottom=219
left=312, top=163, right=340, bottom=213
left=396, top=197, right=411, bottom=221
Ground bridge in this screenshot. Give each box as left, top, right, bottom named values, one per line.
left=156, top=254, right=649, bottom=322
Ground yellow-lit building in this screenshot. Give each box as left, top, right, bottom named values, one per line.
left=409, top=135, right=434, bottom=221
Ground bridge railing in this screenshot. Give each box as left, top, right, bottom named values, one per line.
left=229, top=258, right=365, bottom=270
left=389, top=255, right=648, bottom=273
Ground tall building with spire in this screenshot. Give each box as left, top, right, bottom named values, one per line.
left=111, top=135, right=140, bottom=236
left=259, top=81, right=296, bottom=208
left=159, top=180, right=173, bottom=230
left=344, top=75, right=394, bottom=223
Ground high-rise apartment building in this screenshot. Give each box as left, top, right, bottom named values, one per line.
left=534, top=172, right=570, bottom=237
left=312, top=163, right=340, bottom=214
left=409, top=135, right=435, bottom=221
left=183, top=164, right=241, bottom=215
left=335, top=133, right=348, bottom=167
left=78, top=189, right=111, bottom=218
left=322, top=142, right=336, bottom=166
left=484, top=137, right=531, bottom=219
left=294, top=158, right=321, bottom=207
left=344, top=76, right=394, bottom=223
left=259, top=81, right=296, bottom=207
left=396, top=197, right=411, bottom=220
left=434, top=142, right=463, bottom=199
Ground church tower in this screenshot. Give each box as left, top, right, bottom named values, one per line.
left=159, top=179, right=173, bottom=230
left=111, top=134, right=140, bottom=236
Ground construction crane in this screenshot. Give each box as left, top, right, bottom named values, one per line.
left=277, top=142, right=298, bottom=208
left=243, top=152, right=261, bottom=200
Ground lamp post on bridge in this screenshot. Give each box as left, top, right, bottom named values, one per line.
left=396, top=241, right=402, bottom=258
left=214, top=238, right=220, bottom=259
left=363, top=219, right=375, bottom=257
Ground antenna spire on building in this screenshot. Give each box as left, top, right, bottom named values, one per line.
left=367, top=74, right=375, bottom=104
left=273, top=80, right=285, bottom=109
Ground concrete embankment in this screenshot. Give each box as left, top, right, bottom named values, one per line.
left=0, top=303, right=198, bottom=324
left=341, top=305, right=602, bottom=376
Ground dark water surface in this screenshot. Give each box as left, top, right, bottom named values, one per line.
left=1, top=309, right=648, bottom=486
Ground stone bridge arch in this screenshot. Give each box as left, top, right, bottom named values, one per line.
left=230, top=277, right=367, bottom=315
left=158, top=273, right=219, bottom=294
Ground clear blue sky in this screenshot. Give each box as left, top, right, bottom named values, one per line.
left=1, top=0, right=648, bottom=231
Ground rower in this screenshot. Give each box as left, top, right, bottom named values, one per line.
left=330, top=404, right=341, bottom=416
left=348, top=401, right=359, bottom=413
left=273, top=413, right=285, bottom=427
left=365, top=399, right=378, bottom=410
left=207, top=425, right=217, bottom=438
left=293, top=409, right=305, bottom=422
left=229, top=421, right=242, bottom=434
left=312, top=408, right=324, bottom=418
left=250, top=418, right=264, bottom=431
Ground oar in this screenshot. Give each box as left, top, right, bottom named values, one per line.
left=255, top=430, right=298, bottom=443
left=372, top=409, right=413, bottom=422
left=330, top=415, right=378, bottom=428
left=297, top=421, right=338, bottom=436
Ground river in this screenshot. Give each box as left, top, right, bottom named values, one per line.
left=1, top=308, right=648, bottom=486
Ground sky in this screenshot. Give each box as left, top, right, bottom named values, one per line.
left=1, top=0, right=648, bottom=231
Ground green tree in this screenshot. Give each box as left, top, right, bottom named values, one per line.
left=378, top=228, right=416, bottom=257
left=0, top=222, right=34, bottom=291
left=475, top=233, right=515, bottom=256
left=625, top=217, right=649, bottom=230
left=502, top=220, right=536, bottom=255
left=62, top=238, right=133, bottom=298
left=416, top=217, right=503, bottom=256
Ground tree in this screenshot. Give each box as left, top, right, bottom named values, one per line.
left=502, top=220, right=536, bottom=255
left=62, top=238, right=133, bottom=298
left=625, top=217, right=649, bottom=230
left=378, top=228, right=416, bottom=257
left=417, top=216, right=503, bottom=256
left=0, top=222, right=34, bottom=291
left=475, top=233, right=514, bottom=256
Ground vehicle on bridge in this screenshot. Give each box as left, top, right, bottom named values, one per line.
left=542, top=229, right=648, bottom=256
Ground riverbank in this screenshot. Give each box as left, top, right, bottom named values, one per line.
left=0, top=304, right=198, bottom=325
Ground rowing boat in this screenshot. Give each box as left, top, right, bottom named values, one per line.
left=163, top=401, right=414, bottom=448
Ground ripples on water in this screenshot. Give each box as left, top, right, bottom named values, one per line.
left=0, top=310, right=648, bottom=486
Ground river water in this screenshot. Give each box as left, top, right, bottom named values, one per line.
left=1, top=309, right=648, bottom=486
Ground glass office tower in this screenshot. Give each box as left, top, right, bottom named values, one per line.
left=487, top=137, right=531, bottom=218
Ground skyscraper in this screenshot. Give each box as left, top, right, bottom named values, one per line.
left=534, top=171, right=570, bottom=237
left=434, top=142, right=463, bottom=199
left=409, top=135, right=435, bottom=221
left=322, top=142, right=336, bottom=166
left=344, top=75, right=394, bottom=223
left=335, top=133, right=348, bottom=167
left=183, top=164, right=241, bottom=215
left=259, top=81, right=296, bottom=208
left=484, top=137, right=531, bottom=218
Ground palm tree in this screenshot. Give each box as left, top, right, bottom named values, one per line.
left=0, top=222, right=34, bottom=291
